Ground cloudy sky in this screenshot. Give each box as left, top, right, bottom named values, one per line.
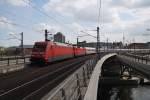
left=0, top=0, right=150, bottom=47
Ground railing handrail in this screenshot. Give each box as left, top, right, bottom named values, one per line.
left=124, top=53, right=150, bottom=61
left=0, top=56, right=30, bottom=61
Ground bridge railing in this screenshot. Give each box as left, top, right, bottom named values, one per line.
left=120, top=53, right=150, bottom=65
left=0, top=56, right=30, bottom=66
left=43, top=58, right=98, bottom=100
left=0, top=56, right=30, bottom=74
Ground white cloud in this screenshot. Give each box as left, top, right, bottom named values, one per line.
left=0, top=17, right=13, bottom=29
left=0, top=0, right=148, bottom=44
left=71, top=22, right=85, bottom=32
left=43, top=0, right=100, bottom=23
left=42, top=0, right=150, bottom=42
left=43, top=0, right=96, bottom=12
left=1, top=0, right=30, bottom=7
left=110, top=0, right=150, bottom=8
left=35, top=23, right=62, bottom=34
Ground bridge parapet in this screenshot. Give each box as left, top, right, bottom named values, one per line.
left=42, top=56, right=98, bottom=100
left=84, top=53, right=117, bottom=100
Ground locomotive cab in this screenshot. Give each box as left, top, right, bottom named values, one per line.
left=30, top=42, right=48, bottom=63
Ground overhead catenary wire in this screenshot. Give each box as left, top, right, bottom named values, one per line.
left=22, top=0, right=78, bottom=35
left=0, top=7, right=60, bottom=34
left=23, top=0, right=61, bottom=24
left=0, top=20, right=25, bottom=27
left=0, top=8, right=38, bottom=25
left=0, top=8, right=45, bottom=33
left=0, top=20, right=39, bottom=33
left=1, top=0, right=100, bottom=43
left=22, top=0, right=99, bottom=40
left=80, top=31, right=97, bottom=38
left=37, top=0, right=69, bottom=24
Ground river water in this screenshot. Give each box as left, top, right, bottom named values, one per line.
left=98, top=85, right=150, bottom=100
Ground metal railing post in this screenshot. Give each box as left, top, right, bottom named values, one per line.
left=7, top=58, right=9, bottom=66
left=16, top=56, right=18, bottom=65
left=91, top=59, right=95, bottom=71
left=82, top=67, right=87, bottom=87
left=61, top=88, right=66, bottom=100
left=146, top=57, right=148, bottom=64
left=24, top=57, right=25, bottom=64
left=76, top=74, right=82, bottom=100
left=88, top=60, right=91, bottom=71
left=86, top=63, right=90, bottom=79
left=142, top=56, right=143, bottom=63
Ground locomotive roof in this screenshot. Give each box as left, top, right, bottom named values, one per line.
left=53, top=42, right=86, bottom=48
left=35, top=41, right=87, bottom=48
left=84, top=47, right=96, bottom=50
left=53, top=42, right=73, bottom=47
left=35, top=41, right=73, bottom=47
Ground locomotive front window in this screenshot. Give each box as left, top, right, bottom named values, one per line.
left=33, top=44, right=47, bottom=52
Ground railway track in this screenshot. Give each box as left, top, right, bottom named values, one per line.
left=0, top=56, right=92, bottom=93
left=0, top=55, right=96, bottom=100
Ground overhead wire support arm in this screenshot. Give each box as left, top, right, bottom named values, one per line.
left=80, top=31, right=97, bottom=38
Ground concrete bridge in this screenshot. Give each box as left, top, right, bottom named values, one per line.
left=44, top=52, right=150, bottom=100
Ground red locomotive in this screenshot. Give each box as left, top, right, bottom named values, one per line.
left=30, top=41, right=94, bottom=63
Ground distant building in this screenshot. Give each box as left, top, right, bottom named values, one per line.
left=112, top=42, right=123, bottom=49
left=77, top=41, right=113, bottom=49
left=22, top=45, right=33, bottom=55
left=6, top=45, right=33, bottom=55
left=147, top=42, right=150, bottom=48
left=54, top=32, right=65, bottom=43
left=77, top=41, right=87, bottom=47
left=6, top=46, right=19, bottom=55
left=77, top=41, right=150, bottom=49
left=128, top=43, right=148, bottom=49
